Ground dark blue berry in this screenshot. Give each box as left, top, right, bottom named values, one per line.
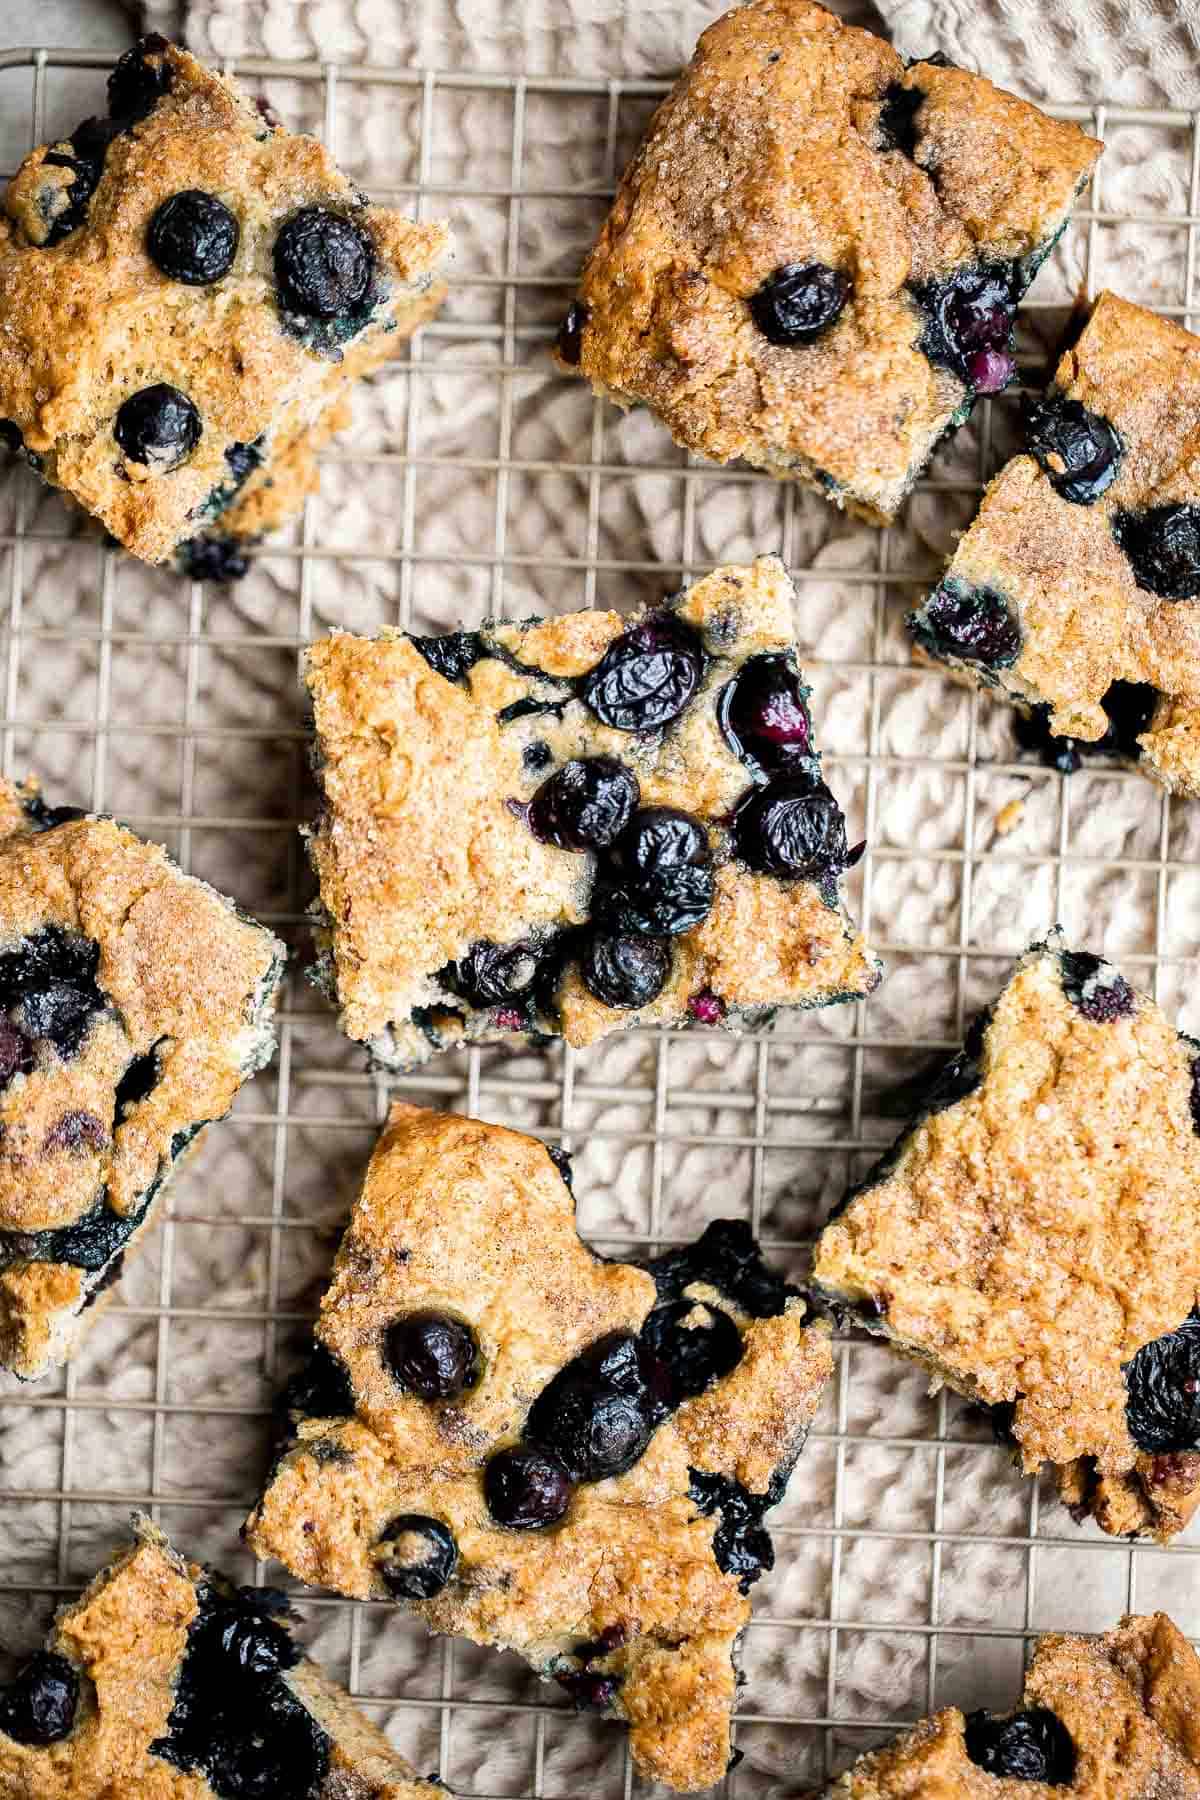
left=529, top=757, right=639, bottom=851
left=749, top=263, right=851, bottom=346
left=0, top=1652, right=79, bottom=1746
left=523, top=739, right=554, bottom=773
left=556, top=1670, right=620, bottom=1711
left=114, top=1045, right=162, bottom=1119
left=408, top=631, right=485, bottom=684
left=913, top=262, right=1017, bottom=392
left=0, top=422, right=21, bottom=453
left=1113, top=504, right=1200, bottom=600
left=0, top=1021, right=32, bottom=1088
left=38, top=117, right=123, bottom=245
left=1023, top=392, right=1122, bottom=504
left=1058, top=949, right=1135, bottom=1023
left=442, top=938, right=545, bottom=1009
left=1123, top=1309, right=1200, bottom=1453
left=557, top=301, right=589, bottom=366
left=18, top=981, right=99, bottom=1058
left=374, top=1515, right=458, bottom=1599
left=107, top=35, right=172, bottom=123
left=731, top=776, right=847, bottom=880
left=527, top=1332, right=657, bottom=1483
left=114, top=383, right=201, bottom=471
left=687, top=1468, right=779, bottom=1593
left=647, top=1219, right=799, bottom=1319
left=44, top=1109, right=107, bottom=1154
left=1014, top=679, right=1159, bottom=775
left=484, top=1446, right=573, bottom=1529
left=148, top=190, right=239, bottom=285
left=596, top=807, right=715, bottom=937
left=274, top=207, right=373, bottom=319
left=581, top=612, right=705, bottom=734
left=963, top=1707, right=1075, bottom=1783
left=548, top=1145, right=574, bottom=1189
left=876, top=82, right=924, bottom=157
left=909, top=578, right=1021, bottom=669
left=580, top=931, right=670, bottom=1008
left=385, top=1312, right=479, bottom=1402
left=639, top=1299, right=742, bottom=1407
left=276, top=1342, right=354, bottom=1453
left=717, top=653, right=813, bottom=777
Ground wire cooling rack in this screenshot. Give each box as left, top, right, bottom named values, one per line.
left=1, top=42, right=1200, bottom=1798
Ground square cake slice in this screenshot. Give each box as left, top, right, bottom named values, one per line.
left=0, top=34, right=449, bottom=574
left=0, top=1515, right=442, bottom=1798
left=821, top=1612, right=1200, bottom=1795
left=0, top=780, right=284, bottom=1380
left=553, top=0, right=1100, bottom=523
left=909, top=291, right=1200, bottom=796
left=814, top=933, right=1200, bottom=1543
left=244, top=1103, right=833, bottom=1793
left=305, top=554, right=881, bottom=1072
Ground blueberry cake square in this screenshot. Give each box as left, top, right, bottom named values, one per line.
left=305, top=554, right=881, bottom=1072
left=819, top=1612, right=1200, bottom=1795
left=0, top=34, right=450, bottom=575
left=244, top=1104, right=833, bottom=1792
left=553, top=0, right=1100, bottom=524
left=0, top=779, right=283, bottom=1380
left=910, top=291, right=1200, bottom=796
left=0, top=1515, right=442, bottom=1798
left=813, top=933, right=1200, bottom=1543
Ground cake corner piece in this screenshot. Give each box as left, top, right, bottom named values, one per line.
left=813, top=929, right=1200, bottom=1543
left=0, top=33, right=450, bottom=572
left=244, top=1100, right=833, bottom=1792
left=553, top=0, right=1100, bottom=522
left=303, top=552, right=881, bottom=1072
left=821, top=1610, right=1200, bottom=1793
left=0, top=1510, right=446, bottom=1796
left=0, top=775, right=285, bottom=1381
left=909, top=288, right=1200, bottom=797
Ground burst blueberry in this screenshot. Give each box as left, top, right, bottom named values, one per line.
left=1022, top=392, right=1123, bottom=504
left=963, top=1707, right=1075, bottom=1783
left=581, top=613, right=705, bottom=734
left=527, top=1331, right=657, bottom=1482
left=274, top=206, right=373, bottom=319
left=914, top=262, right=1017, bottom=393
left=374, top=1515, right=458, bottom=1599
left=1113, top=503, right=1200, bottom=600
left=580, top=931, right=670, bottom=1009
left=718, top=653, right=813, bottom=775
left=107, top=34, right=172, bottom=123
left=909, top=578, right=1021, bottom=669
left=731, top=776, right=847, bottom=880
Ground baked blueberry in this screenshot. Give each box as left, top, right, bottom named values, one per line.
left=1113, top=503, right=1200, bottom=600
left=1058, top=948, right=1135, bottom=1023
left=44, top=1110, right=108, bottom=1154
left=38, top=117, right=124, bottom=246
left=527, top=1331, right=656, bottom=1482
left=963, top=1706, right=1075, bottom=1783
left=484, top=1445, right=573, bottom=1529
left=1123, top=1310, right=1200, bottom=1454
left=407, top=630, right=485, bottom=684
left=147, top=189, right=239, bottom=285
left=686, top=1469, right=777, bottom=1593
left=556, top=1670, right=620, bottom=1711
left=596, top=807, right=715, bottom=937
left=274, top=206, right=373, bottom=319
left=107, top=34, right=172, bottom=123
left=385, top=1311, right=479, bottom=1402
left=731, top=776, right=847, bottom=880
left=1022, top=391, right=1122, bottom=504
left=909, top=577, right=1022, bottom=668
left=556, top=301, right=589, bottom=366
left=114, top=383, right=201, bottom=472
left=178, top=535, right=249, bottom=584
left=443, top=938, right=545, bottom=1009
left=528, top=757, right=639, bottom=851
left=0, top=1021, right=32, bottom=1088
left=374, top=1515, right=458, bottom=1599
left=581, top=612, right=705, bottom=733
left=281, top=1340, right=355, bottom=1430
left=17, top=979, right=101, bottom=1058
left=749, top=262, right=851, bottom=346
left=876, top=81, right=924, bottom=157
left=1014, top=678, right=1159, bottom=774
left=0, top=1651, right=79, bottom=1746
left=640, top=1299, right=742, bottom=1407
left=914, top=262, right=1017, bottom=392
left=717, top=653, right=813, bottom=776
left=580, top=930, right=670, bottom=1009
left=114, top=1045, right=161, bottom=1118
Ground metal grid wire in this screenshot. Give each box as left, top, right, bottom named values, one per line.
left=0, top=42, right=1199, bottom=1798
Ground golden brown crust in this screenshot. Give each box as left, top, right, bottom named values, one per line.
left=558, top=0, right=1099, bottom=520
left=305, top=555, right=880, bottom=1071
left=813, top=933, right=1200, bottom=1542
left=0, top=40, right=449, bottom=564
left=824, top=1613, right=1200, bottom=1797
left=0, top=779, right=283, bottom=1379
left=913, top=292, right=1200, bottom=794
left=245, top=1103, right=833, bottom=1793
left=0, top=1518, right=441, bottom=1798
